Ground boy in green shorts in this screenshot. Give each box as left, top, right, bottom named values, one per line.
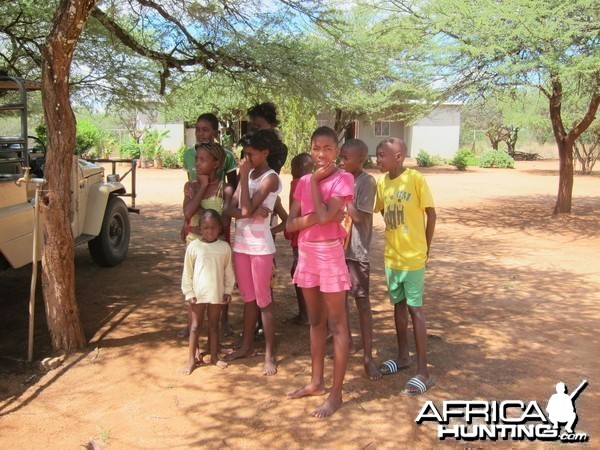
left=374, top=138, right=436, bottom=395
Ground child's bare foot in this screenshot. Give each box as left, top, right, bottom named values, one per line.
left=223, top=348, right=257, bottom=362
left=215, top=360, right=228, bottom=369
left=262, top=356, right=277, bottom=376
left=287, top=382, right=326, bottom=399
left=364, top=359, right=382, bottom=380
left=182, top=362, right=196, bottom=375
left=313, top=393, right=343, bottom=418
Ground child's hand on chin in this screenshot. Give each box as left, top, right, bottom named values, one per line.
left=312, top=162, right=334, bottom=182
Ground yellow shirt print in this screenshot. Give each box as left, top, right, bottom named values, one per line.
left=375, top=168, right=434, bottom=271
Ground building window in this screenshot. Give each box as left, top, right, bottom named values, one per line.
left=374, top=121, right=390, bottom=137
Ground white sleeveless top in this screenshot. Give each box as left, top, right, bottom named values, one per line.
left=233, top=169, right=282, bottom=255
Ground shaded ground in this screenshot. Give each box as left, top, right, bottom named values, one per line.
left=0, top=160, right=598, bottom=448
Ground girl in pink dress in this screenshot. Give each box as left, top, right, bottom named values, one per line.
left=286, top=126, right=354, bottom=418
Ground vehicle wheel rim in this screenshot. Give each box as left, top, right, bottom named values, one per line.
left=109, top=214, right=124, bottom=248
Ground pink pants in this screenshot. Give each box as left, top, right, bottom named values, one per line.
left=234, top=252, right=274, bottom=308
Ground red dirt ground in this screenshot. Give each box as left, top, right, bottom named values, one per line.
left=0, top=159, right=598, bottom=448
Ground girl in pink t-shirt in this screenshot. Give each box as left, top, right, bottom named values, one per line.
left=286, top=126, right=354, bottom=418
left=224, top=129, right=282, bottom=376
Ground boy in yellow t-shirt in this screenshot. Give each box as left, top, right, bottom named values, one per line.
left=374, top=138, right=437, bottom=395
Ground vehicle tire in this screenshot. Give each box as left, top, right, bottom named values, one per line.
left=88, top=196, right=130, bottom=267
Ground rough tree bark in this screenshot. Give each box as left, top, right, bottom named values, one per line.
left=505, top=126, right=519, bottom=157
left=39, top=0, right=98, bottom=351
left=547, top=77, right=600, bottom=214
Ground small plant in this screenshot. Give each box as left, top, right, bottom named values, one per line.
left=75, top=119, right=102, bottom=156
left=451, top=148, right=476, bottom=171
left=416, top=150, right=435, bottom=167
left=479, top=150, right=515, bottom=168
left=161, top=151, right=180, bottom=168
left=140, top=129, right=170, bottom=161
left=176, top=144, right=187, bottom=167
left=119, top=137, right=141, bottom=159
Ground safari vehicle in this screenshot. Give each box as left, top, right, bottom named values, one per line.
left=0, top=74, right=136, bottom=269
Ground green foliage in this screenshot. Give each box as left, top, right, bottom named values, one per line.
left=140, top=129, right=169, bottom=160
left=416, top=150, right=434, bottom=167
left=279, top=97, right=317, bottom=170
left=479, top=150, right=515, bottom=169
left=35, top=124, right=48, bottom=147
left=119, top=137, right=141, bottom=159
left=176, top=144, right=187, bottom=167
left=161, top=152, right=181, bottom=168
left=451, top=148, right=476, bottom=171
left=75, top=119, right=102, bottom=156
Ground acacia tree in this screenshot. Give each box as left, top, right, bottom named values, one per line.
left=389, top=0, right=600, bottom=213
left=312, top=7, right=436, bottom=140
left=573, top=123, right=600, bottom=174
left=38, top=0, right=98, bottom=350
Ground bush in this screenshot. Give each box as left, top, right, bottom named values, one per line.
left=161, top=151, right=181, bottom=168
left=416, top=150, right=434, bottom=167
left=75, top=119, right=102, bottom=156
left=479, top=150, right=515, bottom=168
left=451, top=148, right=476, bottom=171
left=119, top=137, right=141, bottom=159
left=176, top=144, right=187, bottom=167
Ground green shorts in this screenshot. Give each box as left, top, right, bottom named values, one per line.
left=384, top=267, right=425, bottom=307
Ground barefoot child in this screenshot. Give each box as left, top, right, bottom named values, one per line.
left=224, top=129, right=282, bottom=376
left=284, top=153, right=314, bottom=326
left=181, top=142, right=234, bottom=340
left=339, top=139, right=380, bottom=380
left=374, top=138, right=436, bottom=395
left=181, top=209, right=235, bottom=375
left=286, top=126, right=354, bottom=418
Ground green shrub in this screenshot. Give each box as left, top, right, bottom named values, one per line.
left=140, top=129, right=169, bottom=160
left=451, top=148, right=476, bottom=171
left=119, top=137, right=141, bottom=159
left=76, top=119, right=102, bottom=156
left=176, top=144, right=187, bottom=167
left=161, top=152, right=180, bottom=168
left=416, top=150, right=434, bottom=167
left=479, top=150, right=515, bottom=168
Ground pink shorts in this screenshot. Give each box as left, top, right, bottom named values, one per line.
left=234, top=252, right=274, bottom=308
left=293, top=239, right=350, bottom=293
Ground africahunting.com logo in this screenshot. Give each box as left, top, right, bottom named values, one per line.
left=416, top=380, right=589, bottom=443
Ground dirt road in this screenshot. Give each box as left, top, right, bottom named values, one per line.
left=1, top=160, right=598, bottom=448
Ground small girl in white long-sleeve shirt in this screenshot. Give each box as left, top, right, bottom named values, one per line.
left=181, top=209, right=235, bottom=375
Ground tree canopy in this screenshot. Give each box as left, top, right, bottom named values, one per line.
left=387, top=0, right=600, bottom=212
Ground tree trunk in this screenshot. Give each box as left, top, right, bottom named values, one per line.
left=39, top=0, right=97, bottom=352
left=554, top=139, right=574, bottom=214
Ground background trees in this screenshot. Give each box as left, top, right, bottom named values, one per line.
left=388, top=0, right=599, bottom=213
left=2, top=0, right=598, bottom=351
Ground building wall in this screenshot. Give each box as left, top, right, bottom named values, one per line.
left=405, top=105, right=461, bottom=160
left=310, top=105, right=461, bottom=159
left=147, top=123, right=185, bottom=152
left=356, top=120, right=405, bottom=156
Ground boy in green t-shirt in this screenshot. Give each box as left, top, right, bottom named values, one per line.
left=374, top=138, right=436, bottom=395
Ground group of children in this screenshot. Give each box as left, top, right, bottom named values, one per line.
left=180, top=108, right=437, bottom=418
